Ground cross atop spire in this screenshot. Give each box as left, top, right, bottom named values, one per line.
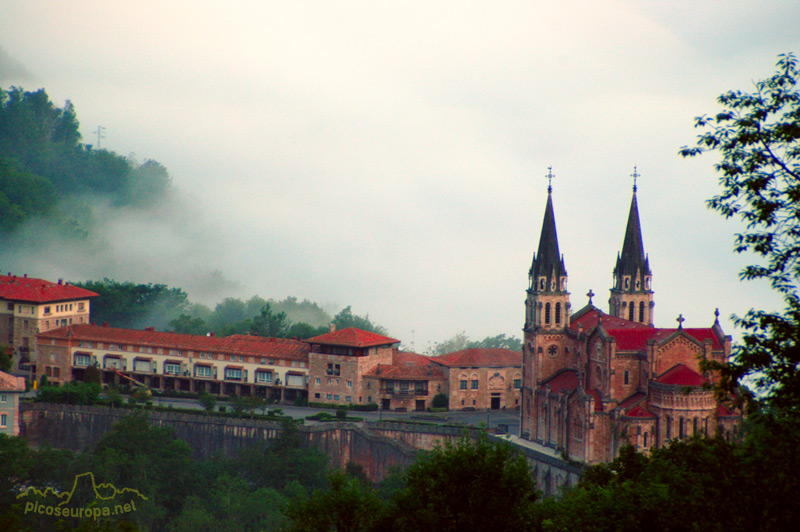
left=676, top=314, right=685, bottom=329
left=586, top=289, right=595, bottom=305
left=631, top=165, right=640, bottom=192
left=546, top=166, right=555, bottom=193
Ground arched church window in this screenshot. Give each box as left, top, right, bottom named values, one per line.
left=624, top=277, right=630, bottom=289
left=643, top=432, right=648, bottom=447
left=645, top=277, right=651, bottom=290
left=679, top=417, right=685, bottom=439
left=624, top=370, right=630, bottom=385
left=636, top=279, right=640, bottom=289
left=629, top=304, right=634, bottom=321
left=561, top=278, right=567, bottom=290
left=545, top=303, right=551, bottom=324
left=550, top=279, right=556, bottom=291
left=639, top=301, right=645, bottom=322
left=537, top=346, right=543, bottom=354
left=555, top=302, right=561, bottom=324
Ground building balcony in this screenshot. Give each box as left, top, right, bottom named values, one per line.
left=380, top=388, right=428, bottom=397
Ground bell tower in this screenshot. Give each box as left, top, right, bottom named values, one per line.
left=522, top=168, right=571, bottom=440
left=609, top=167, right=654, bottom=325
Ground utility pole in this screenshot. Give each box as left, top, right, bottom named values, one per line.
left=94, top=125, right=106, bottom=148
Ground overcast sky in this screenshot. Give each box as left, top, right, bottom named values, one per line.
left=1, top=1, right=798, bottom=351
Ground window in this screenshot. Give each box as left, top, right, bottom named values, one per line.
left=334, top=395, right=340, bottom=401
left=346, top=396, right=352, bottom=402
left=164, top=363, right=182, bottom=375
left=326, top=394, right=332, bottom=400
left=327, top=363, right=340, bottom=376
left=78, top=302, right=85, bottom=311
left=195, top=365, right=212, bottom=377
left=44, top=306, right=51, bottom=314
left=513, top=379, right=522, bottom=389
left=548, top=345, right=558, bottom=357
left=555, top=302, right=561, bottom=324
left=0, top=394, right=6, bottom=403
left=624, top=370, right=630, bottom=385
left=544, top=303, right=551, bottom=324
left=225, top=368, right=243, bottom=381
left=0, top=414, right=7, bottom=428
left=628, top=304, right=634, bottom=321
left=134, top=359, right=152, bottom=372
left=255, top=371, right=273, bottom=383
left=74, top=354, right=91, bottom=366
left=315, top=393, right=321, bottom=399
left=459, top=380, right=467, bottom=390
left=315, top=377, right=321, bottom=385
left=347, top=380, right=353, bottom=388
left=104, top=357, right=122, bottom=369
left=639, top=301, right=645, bottom=322
left=470, top=379, right=479, bottom=390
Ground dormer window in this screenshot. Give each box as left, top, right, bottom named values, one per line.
left=645, top=278, right=651, bottom=290
left=561, top=278, right=567, bottom=290
left=624, top=277, right=630, bottom=289
left=635, top=280, right=640, bottom=289
left=539, top=278, right=545, bottom=290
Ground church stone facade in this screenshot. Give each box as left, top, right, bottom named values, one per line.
left=520, top=178, right=741, bottom=464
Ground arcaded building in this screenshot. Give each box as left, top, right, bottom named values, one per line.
left=520, top=178, right=741, bottom=464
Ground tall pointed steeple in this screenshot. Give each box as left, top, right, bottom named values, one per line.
left=610, top=167, right=654, bottom=325
left=526, top=168, right=570, bottom=330
left=530, top=189, right=567, bottom=291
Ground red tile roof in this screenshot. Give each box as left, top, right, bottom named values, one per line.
left=0, top=370, right=26, bottom=392
left=540, top=369, right=579, bottom=394
left=306, top=327, right=399, bottom=348
left=432, top=348, right=522, bottom=367
left=717, top=404, right=738, bottom=417
left=570, top=307, right=651, bottom=332
left=624, top=405, right=657, bottom=418
left=655, top=364, right=707, bottom=386
left=364, top=351, right=447, bottom=380
left=617, top=392, right=646, bottom=409
left=0, top=274, right=98, bottom=303
left=37, top=324, right=310, bottom=360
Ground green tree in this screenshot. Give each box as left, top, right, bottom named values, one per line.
left=383, top=432, right=537, bottom=532
left=333, top=306, right=387, bottom=335
left=199, top=391, right=217, bottom=413
left=250, top=303, right=289, bottom=338
left=170, top=313, right=208, bottom=335
left=76, top=279, right=191, bottom=330
left=0, top=348, right=11, bottom=372
left=284, top=471, right=383, bottom=532
left=680, top=53, right=800, bottom=409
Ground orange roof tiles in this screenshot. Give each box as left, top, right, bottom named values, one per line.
left=37, top=324, right=310, bottom=360
left=432, top=348, right=522, bottom=367
left=540, top=369, right=579, bottom=394
left=0, top=274, right=98, bottom=303
left=307, top=327, right=399, bottom=348
left=0, top=370, right=25, bottom=392
left=624, top=405, right=657, bottom=418
left=364, top=350, right=447, bottom=380
left=655, top=364, right=707, bottom=386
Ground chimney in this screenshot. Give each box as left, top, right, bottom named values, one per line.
left=57, top=278, right=62, bottom=284
left=23, top=273, right=27, bottom=278
left=145, top=327, right=154, bottom=332
left=329, top=323, right=336, bottom=333
left=102, top=322, right=109, bottom=327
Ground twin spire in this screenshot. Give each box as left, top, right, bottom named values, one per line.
left=529, top=167, right=652, bottom=322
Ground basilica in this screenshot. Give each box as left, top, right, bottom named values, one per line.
left=520, top=173, right=741, bottom=464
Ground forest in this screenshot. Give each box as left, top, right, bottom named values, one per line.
left=0, top=87, right=171, bottom=233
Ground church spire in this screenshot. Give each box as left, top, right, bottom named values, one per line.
left=530, top=167, right=567, bottom=291
left=610, top=167, right=654, bottom=325
left=526, top=168, right=570, bottom=331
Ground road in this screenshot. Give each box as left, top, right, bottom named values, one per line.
left=151, top=396, right=521, bottom=435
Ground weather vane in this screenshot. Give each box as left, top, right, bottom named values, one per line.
left=631, top=165, right=640, bottom=192
left=546, top=166, right=555, bottom=193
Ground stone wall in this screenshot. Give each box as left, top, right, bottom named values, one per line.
left=19, top=403, right=581, bottom=491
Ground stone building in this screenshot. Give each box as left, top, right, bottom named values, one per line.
left=0, top=273, right=97, bottom=377
left=306, top=327, right=399, bottom=406
left=521, top=177, right=741, bottom=464
left=431, top=348, right=522, bottom=410
left=363, top=350, right=448, bottom=411
left=0, top=369, right=26, bottom=436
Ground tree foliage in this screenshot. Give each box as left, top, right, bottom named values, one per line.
left=383, top=433, right=537, bottom=532
left=429, top=332, right=522, bottom=355
left=333, top=306, right=387, bottom=335
left=680, top=53, right=800, bottom=409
